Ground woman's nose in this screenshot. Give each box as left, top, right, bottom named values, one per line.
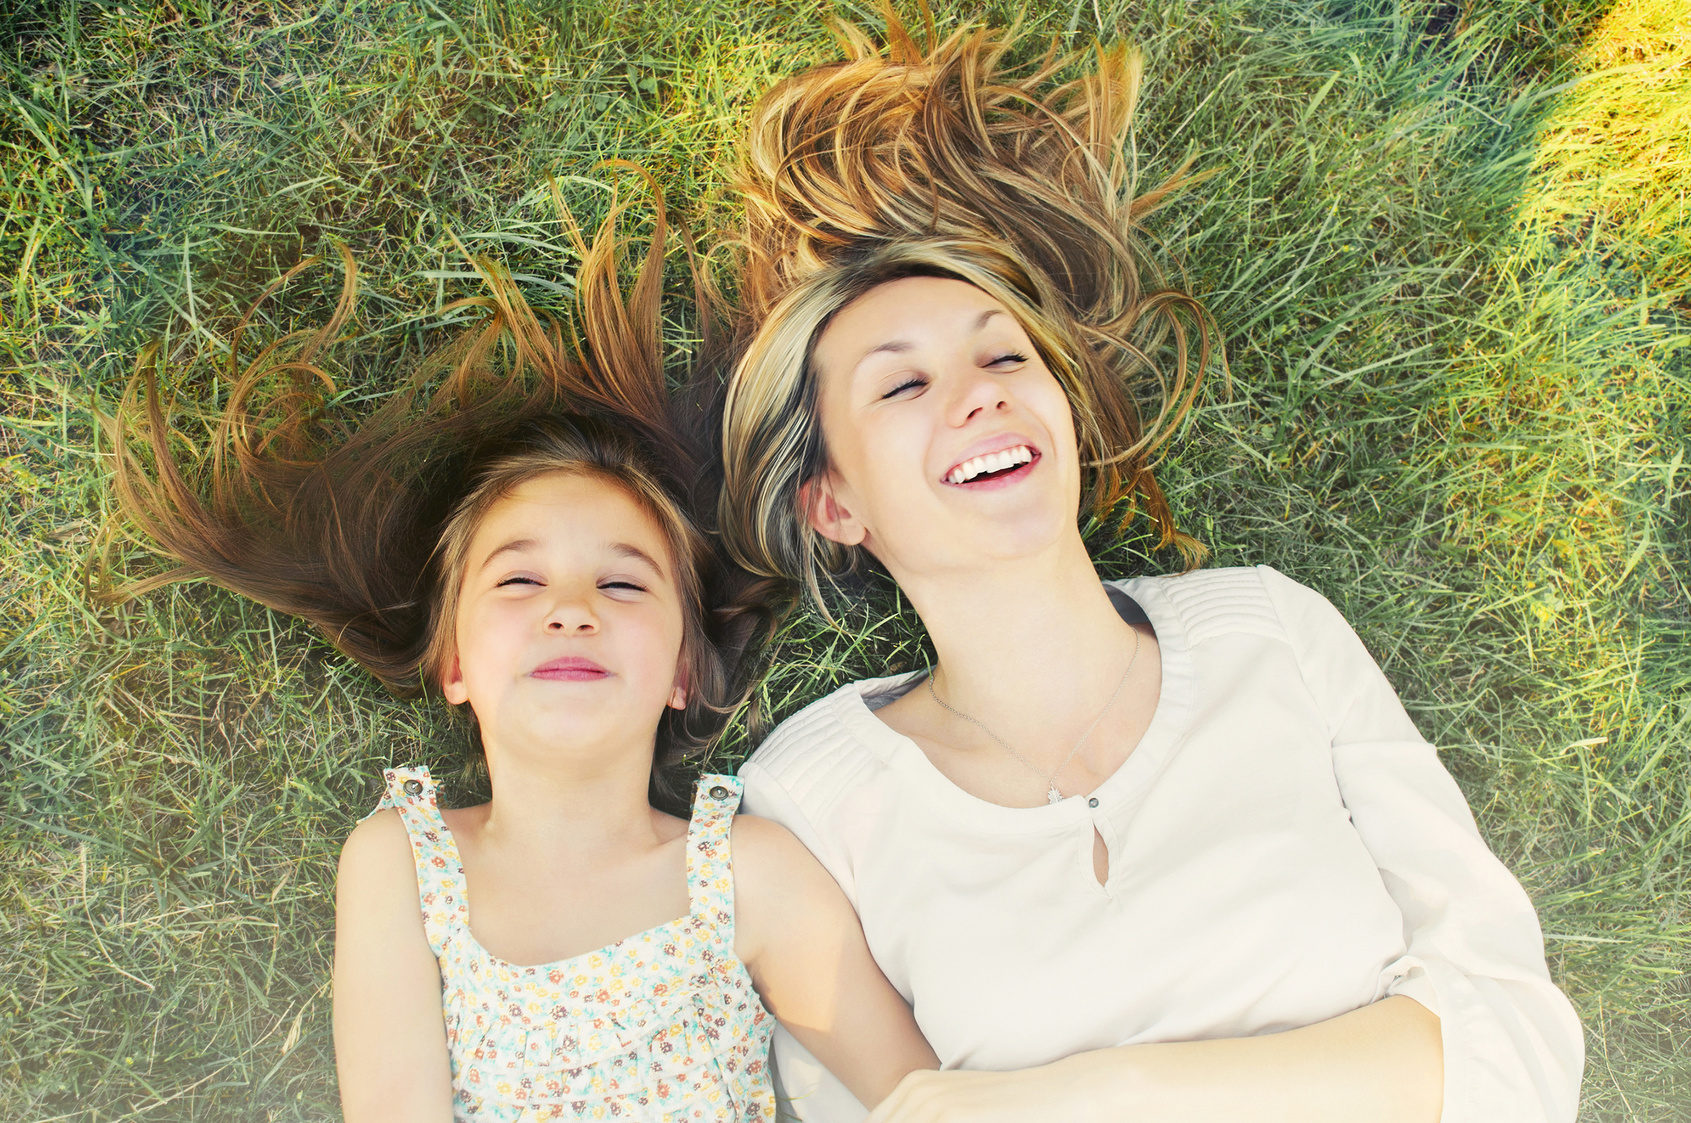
left=946, top=366, right=1012, bottom=425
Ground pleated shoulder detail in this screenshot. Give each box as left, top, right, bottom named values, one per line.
left=742, top=681, right=902, bottom=828
left=1136, top=565, right=1289, bottom=647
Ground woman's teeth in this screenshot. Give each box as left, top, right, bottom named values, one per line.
left=947, top=445, right=1033, bottom=484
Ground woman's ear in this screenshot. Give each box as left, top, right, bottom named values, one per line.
left=441, top=648, right=469, bottom=705
left=799, top=473, right=867, bottom=547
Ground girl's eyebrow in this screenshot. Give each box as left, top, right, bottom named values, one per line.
left=479, top=538, right=537, bottom=571
left=477, top=539, right=666, bottom=578
left=608, top=542, right=667, bottom=578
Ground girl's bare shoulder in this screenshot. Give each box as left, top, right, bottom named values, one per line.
left=728, top=814, right=837, bottom=904
left=337, top=809, right=418, bottom=898
left=728, top=813, right=805, bottom=861
left=334, top=810, right=432, bottom=950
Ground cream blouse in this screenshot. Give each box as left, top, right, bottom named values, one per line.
left=739, top=565, right=1583, bottom=1123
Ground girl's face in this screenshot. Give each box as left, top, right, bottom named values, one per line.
left=807, top=276, right=1082, bottom=580
left=441, top=472, right=686, bottom=764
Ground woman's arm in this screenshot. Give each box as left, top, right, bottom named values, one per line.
left=332, top=809, right=455, bottom=1123
left=1259, top=566, right=1584, bottom=1122
left=868, top=994, right=1442, bottom=1123
left=732, top=814, right=941, bottom=1108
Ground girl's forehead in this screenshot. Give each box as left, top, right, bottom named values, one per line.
left=472, top=472, right=671, bottom=561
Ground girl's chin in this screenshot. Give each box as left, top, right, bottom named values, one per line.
left=480, top=713, right=666, bottom=758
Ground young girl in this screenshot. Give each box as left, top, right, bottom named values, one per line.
left=106, top=195, right=938, bottom=1121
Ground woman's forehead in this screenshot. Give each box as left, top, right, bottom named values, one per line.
left=815, top=276, right=1016, bottom=372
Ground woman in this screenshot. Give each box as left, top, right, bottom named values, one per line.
left=711, top=20, right=1583, bottom=1123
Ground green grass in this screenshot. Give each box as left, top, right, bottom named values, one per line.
left=2, top=0, right=1687, bottom=1118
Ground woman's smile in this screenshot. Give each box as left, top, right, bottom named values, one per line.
left=941, top=439, right=1041, bottom=488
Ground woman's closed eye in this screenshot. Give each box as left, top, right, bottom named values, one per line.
left=878, top=353, right=1026, bottom=400
left=880, top=375, right=928, bottom=400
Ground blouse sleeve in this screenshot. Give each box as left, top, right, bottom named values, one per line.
left=1258, top=565, right=1584, bottom=1123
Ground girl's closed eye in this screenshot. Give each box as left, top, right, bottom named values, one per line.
left=496, top=573, right=543, bottom=588
left=598, top=578, right=650, bottom=594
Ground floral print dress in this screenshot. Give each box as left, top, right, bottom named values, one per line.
left=370, top=766, right=776, bottom=1121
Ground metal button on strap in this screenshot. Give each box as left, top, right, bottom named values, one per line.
left=709, top=785, right=730, bottom=799
left=403, top=779, right=423, bottom=796
left=1088, top=797, right=1100, bottom=808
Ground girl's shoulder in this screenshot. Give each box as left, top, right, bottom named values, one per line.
left=725, top=812, right=814, bottom=876
left=335, top=808, right=433, bottom=938
left=339, top=806, right=412, bottom=871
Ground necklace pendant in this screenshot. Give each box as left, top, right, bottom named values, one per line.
left=1047, top=784, right=1064, bottom=804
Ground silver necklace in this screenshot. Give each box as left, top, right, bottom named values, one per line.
left=926, top=628, right=1141, bottom=805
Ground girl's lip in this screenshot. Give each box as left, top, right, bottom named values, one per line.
left=530, top=657, right=611, bottom=681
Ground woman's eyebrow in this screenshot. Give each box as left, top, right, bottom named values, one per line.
left=863, top=338, right=915, bottom=360
left=857, top=309, right=1005, bottom=369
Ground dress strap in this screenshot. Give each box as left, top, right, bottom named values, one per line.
left=365, top=765, right=469, bottom=957
left=686, top=774, right=742, bottom=936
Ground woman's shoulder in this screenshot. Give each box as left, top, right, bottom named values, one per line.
left=737, top=674, right=912, bottom=837
left=1116, top=563, right=1344, bottom=647
left=744, top=675, right=913, bottom=769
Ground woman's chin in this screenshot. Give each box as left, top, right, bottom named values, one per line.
left=889, top=517, right=1079, bottom=580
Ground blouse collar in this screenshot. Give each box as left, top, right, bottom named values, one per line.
left=827, top=576, right=1196, bottom=834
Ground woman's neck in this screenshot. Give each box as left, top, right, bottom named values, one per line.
left=895, top=530, right=1143, bottom=755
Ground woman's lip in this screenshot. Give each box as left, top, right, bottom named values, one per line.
left=943, top=434, right=1041, bottom=476
left=530, top=657, right=611, bottom=681
left=942, top=454, right=1039, bottom=491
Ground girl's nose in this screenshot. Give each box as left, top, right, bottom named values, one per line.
left=543, top=595, right=598, bottom=634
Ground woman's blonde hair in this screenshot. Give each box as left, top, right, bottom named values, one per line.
left=716, top=16, right=1218, bottom=603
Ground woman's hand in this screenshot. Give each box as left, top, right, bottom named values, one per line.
left=866, top=1067, right=1075, bottom=1123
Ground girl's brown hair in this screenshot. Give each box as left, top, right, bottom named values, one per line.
left=104, top=188, right=758, bottom=810
left=716, top=16, right=1218, bottom=599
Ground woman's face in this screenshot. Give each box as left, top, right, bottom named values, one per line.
left=442, top=471, right=687, bottom=764
left=808, top=276, right=1082, bottom=581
